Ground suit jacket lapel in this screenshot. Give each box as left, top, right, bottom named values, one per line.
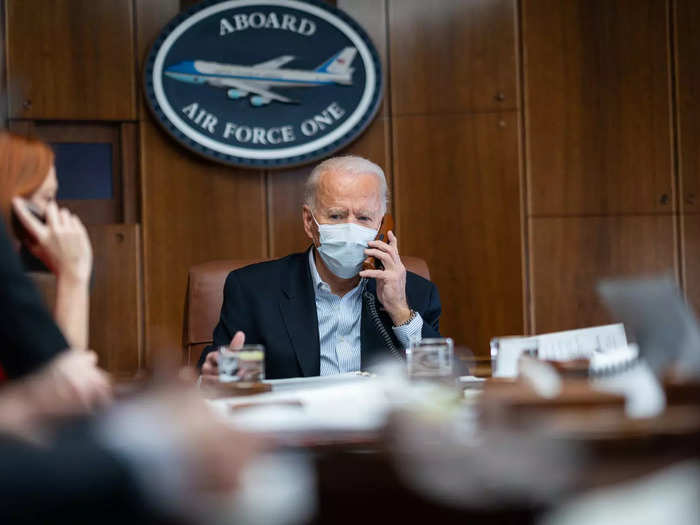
left=279, top=249, right=320, bottom=377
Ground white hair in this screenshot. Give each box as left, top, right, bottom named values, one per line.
left=303, top=155, right=388, bottom=213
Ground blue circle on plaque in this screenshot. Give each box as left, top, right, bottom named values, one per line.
left=144, top=0, right=383, bottom=169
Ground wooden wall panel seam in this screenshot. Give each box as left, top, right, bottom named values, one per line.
left=527, top=215, right=536, bottom=333
left=515, top=0, right=531, bottom=335
left=11, top=118, right=142, bottom=123
left=128, top=0, right=138, bottom=120
left=4, top=0, right=13, bottom=118
left=0, top=0, right=7, bottom=128
left=137, top=128, right=153, bottom=366
left=391, top=108, right=520, bottom=119
left=667, top=0, right=679, bottom=221
left=137, top=224, right=145, bottom=370
left=390, top=111, right=401, bottom=237
left=670, top=0, right=686, bottom=294
left=393, top=110, right=520, bottom=122
left=521, top=0, right=534, bottom=222
left=529, top=212, right=678, bottom=219
left=383, top=0, right=396, bottom=213
left=132, top=0, right=141, bottom=120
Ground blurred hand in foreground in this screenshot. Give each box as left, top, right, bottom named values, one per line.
left=150, top=387, right=263, bottom=493
left=0, top=348, right=111, bottom=441
left=97, top=381, right=267, bottom=519
left=36, top=348, right=112, bottom=412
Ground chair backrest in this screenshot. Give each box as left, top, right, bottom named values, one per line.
left=182, top=255, right=431, bottom=364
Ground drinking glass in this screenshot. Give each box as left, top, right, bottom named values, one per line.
left=218, top=344, right=265, bottom=383
left=406, top=338, right=454, bottom=379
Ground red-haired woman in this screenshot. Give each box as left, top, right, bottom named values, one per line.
left=0, top=132, right=92, bottom=351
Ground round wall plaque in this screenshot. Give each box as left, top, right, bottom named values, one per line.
left=144, top=0, right=384, bottom=169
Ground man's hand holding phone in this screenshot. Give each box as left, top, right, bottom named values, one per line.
left=359, top=230, right=412, bottom=326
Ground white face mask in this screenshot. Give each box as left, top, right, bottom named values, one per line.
left=313, top=214, right=378, bottom=279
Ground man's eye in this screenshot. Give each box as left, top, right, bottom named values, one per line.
left=329, top=214, right=340, bottom=220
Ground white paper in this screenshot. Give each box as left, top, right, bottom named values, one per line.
left=492, top=324, right=628, bottom=378
left=536, top=323, right=628, bottom=360
left=208, top=377, right=390, bottom=433
left=491, top=336, right=538, bottom=377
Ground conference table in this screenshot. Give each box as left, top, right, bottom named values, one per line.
left=196, top=359, right=700, bottom=525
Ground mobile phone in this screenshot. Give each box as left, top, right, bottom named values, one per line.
left=11, top=200, right=45, bottom=244
left=362, top=213, right=394, bottom=271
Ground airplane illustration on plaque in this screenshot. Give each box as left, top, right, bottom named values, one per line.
left=164, top=47, right=357, bottom=106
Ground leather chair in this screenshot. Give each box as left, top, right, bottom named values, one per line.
left=183, top=255, right=431, bottom=365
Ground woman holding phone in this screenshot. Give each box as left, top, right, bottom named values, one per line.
left=0, top=132, right=92, bottom=351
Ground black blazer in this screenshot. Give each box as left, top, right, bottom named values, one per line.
left=0, top=433, right=156, bottom=525
left=0, top=218, right=67, bottom=378
left=198, top=248, right=442, bottom=379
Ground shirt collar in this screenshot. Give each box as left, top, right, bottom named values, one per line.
left=308, top=248, right=325, bottom=291
left=308, top=248, right=366, bottom=294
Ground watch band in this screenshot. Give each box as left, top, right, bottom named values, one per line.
left=394, top=309, right=416, bottom=327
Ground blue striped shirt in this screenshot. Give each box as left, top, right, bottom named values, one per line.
left=309, top=250, right=423, bottom=375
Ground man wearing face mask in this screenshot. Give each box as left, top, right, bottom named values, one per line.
left=198, top=156, right=441, bottom=379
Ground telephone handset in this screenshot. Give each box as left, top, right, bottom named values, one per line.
left=361, top=213, right=403, bottom=361
left=362, top=213, right=394, bottom=271
left=11, top=200, right=45, bottom=245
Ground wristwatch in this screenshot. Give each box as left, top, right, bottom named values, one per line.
left=394, top=309, right=416, bottom=327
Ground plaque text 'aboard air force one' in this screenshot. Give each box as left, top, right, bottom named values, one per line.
left=144, top=0, right=383, bottom=168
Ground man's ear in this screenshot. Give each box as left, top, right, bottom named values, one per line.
left=302, top=205, right=316, bottom=244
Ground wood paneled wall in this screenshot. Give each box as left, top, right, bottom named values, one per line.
left=6, top=0, right=137, bottom=120
left=389, top=0, right=523, bottom=354
left=523, top=0, right=680, bottom=333
left=3, top=0, right=699, bottom=369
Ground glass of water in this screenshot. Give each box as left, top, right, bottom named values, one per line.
left=218, top=344, right=265, bottom=383
left=406, top=338, right=454, bottom=379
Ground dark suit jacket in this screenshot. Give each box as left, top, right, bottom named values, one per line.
left=0, top=218, right=67, bottom=378
left=0, top=433, right=156, bottom=525
left=198, top=248, right=441, bottom=379
left=0, top=223, right=163, bottom=523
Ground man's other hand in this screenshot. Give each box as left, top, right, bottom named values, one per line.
left=201, top=330, right=245, bottom=376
